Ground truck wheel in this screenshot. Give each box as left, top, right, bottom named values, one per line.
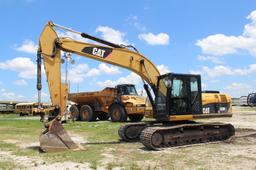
left=80, top=105, right=96, bottom=121
left=97, top=112, right=109, bottom=121
left=69, top=105, right=79, bottom=121
left=109, top=104, right=127, bottom=122
left=128, top=114, right=144, bottom=122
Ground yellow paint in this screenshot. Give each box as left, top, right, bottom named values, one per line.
left=169, top=115, right=194, bottom=121
left=39, top=22, right=163, bottom=117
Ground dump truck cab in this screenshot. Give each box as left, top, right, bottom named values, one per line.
left=111, top=84, right=146, bottom=122
left=116, top=84, right=138, bottom=96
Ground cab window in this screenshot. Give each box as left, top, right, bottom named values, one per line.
left=171, top=78, right=187, bottom=98
left=126, top=86, right=138, bottom=95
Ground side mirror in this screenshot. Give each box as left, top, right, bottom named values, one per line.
left=140, top=90, right=143, bottom=96
left=165, top=80, right=172, bottom=88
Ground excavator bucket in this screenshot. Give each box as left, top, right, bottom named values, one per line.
left=39, top=119, right=81, bottom=152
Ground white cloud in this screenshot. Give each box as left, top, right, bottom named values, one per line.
left=15, top=40, right=38, bottom=54
left=139, top=32, right=170, bottom=45
left=14, top=79, right=28, bottom=86
left=201, top=83, right=207, bottom=89
left=67, top=63, right=90, bottom=83
left=67, top=63, right=121, bottom=83
left=96, top=72, right=141, bottom=88
left=96, top=26, right=129, bottom=45
left=144, top=6, right=151, bottom=11
left=57, top=31, right=88, bottom=42
left=86, top=68, right=100, bottom=77
left=98, top=63, right=121, bottom=75
left=95, top=64, right=170, bottom=89
left=126, top=15, right=146, bottom=31
left=96, top=79, right=115, bottom=87
left=190, top=64, right=256, bottom=78
left=0, top=57, right=37, bottom=79
left=157, top=64, right=170, bottom=74
left=196, top=10, right=256, bottom=56
left=225, top=82, right=254, bottom=97
left=226, top=82, right=249, bottom=90
left=0, top=88, right=25, bottom=101
left=32, top=91, right=50, bottom=102
left=197, top=55, right=224, bottom=64
left=244, top=10, right=256, bottom=38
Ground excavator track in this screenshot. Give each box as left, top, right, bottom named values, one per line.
left=118, top=122, right=148, bottom=141
left=118, top=121, right=198, bottom=142
left=140, top=123, right=235, bottom=150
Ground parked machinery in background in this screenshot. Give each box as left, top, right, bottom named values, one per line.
left=68, top=84, right=147, bottom=122
left=239, top=96, right=248, bottom=106
left=15, top=102, right=52, bottom=116
left=247, top=93, right=256, bottom=106
left=231, top=98, right=240, bottom=106
left=0, top=101, right=19, bottom=114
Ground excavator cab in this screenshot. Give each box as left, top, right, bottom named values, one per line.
left=155, top=73, right=202, bottom=121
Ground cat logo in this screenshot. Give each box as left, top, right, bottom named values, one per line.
left=82, top=47, right=113, bottom=58
left=92, top=48, right=105, bottom=58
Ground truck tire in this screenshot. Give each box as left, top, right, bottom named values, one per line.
left=80, top=105, right=96, bottom=121
left=109, top=104, right=127, bottom=122
left=69, top=105, right=79, bottom=121
left=128, top=114, right=144, bottom=122
left=97, top=112, right=109, bottom=121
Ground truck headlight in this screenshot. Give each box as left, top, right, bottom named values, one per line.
left=125, top=103, right=133, bottom=107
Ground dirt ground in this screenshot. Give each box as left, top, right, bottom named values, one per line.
left=0, top=106, right=256, bottom=170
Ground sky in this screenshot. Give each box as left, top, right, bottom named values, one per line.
left=0, top=0, right=256, bottom=102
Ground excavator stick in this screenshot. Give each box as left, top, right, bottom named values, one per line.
left=39, top=119, right=80, bottom=152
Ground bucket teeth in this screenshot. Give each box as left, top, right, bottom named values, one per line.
left=39, top=119, right=80, bottom=152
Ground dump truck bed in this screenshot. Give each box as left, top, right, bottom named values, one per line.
left=68, top=87, right=116, bottom=112
left=69, top=87, right=115, bottom=102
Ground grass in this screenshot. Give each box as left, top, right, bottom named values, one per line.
left=0, top=114, right=159, bottom=169
left=0, top=161, right=19, bottom=170
left=0, top=114, right=221, bottom=170
left=0, top=112, right=256, bottom=170
left=0, top=114, right=130, bottom=168
left=67, top=121, right=122, bottom=142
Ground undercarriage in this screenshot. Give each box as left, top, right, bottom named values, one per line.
left=119, top=121, right=235, bottom=150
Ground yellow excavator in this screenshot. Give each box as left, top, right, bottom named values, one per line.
left=37, top=21, right=235, bottom=152
left=202, top=91, right=232, bottom=114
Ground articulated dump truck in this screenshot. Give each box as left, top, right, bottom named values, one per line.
left=68, top=84, right=149, bottom=122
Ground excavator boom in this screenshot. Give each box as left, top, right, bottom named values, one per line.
left=38, top=21, right=163, bottom=152
left=38, top=22, right=163, bottom=115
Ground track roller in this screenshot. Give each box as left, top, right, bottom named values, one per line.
left=118, top=123, right=148, bottom=142
left=140, top=123, right=235, bottom=150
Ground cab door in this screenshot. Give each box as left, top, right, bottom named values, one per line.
left=168, top=74, right=202, bottom=115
